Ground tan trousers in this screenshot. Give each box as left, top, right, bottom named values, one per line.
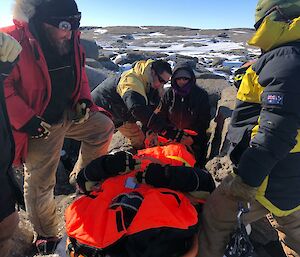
left=0, top=211, right=18, bottom=257
left=24, top=111, right=114, bottom=237
left=118, top=122, right=145, bottom=149
left=198, top=175, right=300, bottom=257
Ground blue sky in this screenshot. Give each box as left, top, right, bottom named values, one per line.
left=0, top=0, right=258, bottom=29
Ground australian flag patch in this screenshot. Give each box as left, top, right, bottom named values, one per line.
left=266, top=93, right=284, bottom=105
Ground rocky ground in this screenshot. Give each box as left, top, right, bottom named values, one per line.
left=8, top=25, right=293, bottom=257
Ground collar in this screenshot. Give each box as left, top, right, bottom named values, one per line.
left=248, top=16, right=300, bottom=52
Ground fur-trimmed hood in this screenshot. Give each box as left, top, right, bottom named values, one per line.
left=12, top=0, right=44, bottom=22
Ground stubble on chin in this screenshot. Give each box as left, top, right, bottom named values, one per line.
left=44, top=28, right=71, bottom=56
left=55, top=39, right=71, bottom=55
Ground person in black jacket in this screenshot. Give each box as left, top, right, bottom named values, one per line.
left=0, top=32, right=23, bottom=257
left=92, top=59, right=194, bottom=150
left=199, top=1, right=300, bottom=256
left=157, top=63, right=211, bottom=168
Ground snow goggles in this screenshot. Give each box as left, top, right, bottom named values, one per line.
left=45, top=12, right=81, bottom=31
left=154, top=70, right=169, bottom=84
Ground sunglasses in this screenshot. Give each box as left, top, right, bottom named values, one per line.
left=47, top=12, right=82, bottom=31
left=175, top=77, right=190, bottom=81
left=254, top=5, right=291, bottom=30
left=155, top=71, right=169, bottom=84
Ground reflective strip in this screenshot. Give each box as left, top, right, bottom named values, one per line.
left=256, top=176, right=300, bottom=217
left=166, top=155, right=192, bottom=167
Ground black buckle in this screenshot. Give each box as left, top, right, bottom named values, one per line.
left=224, top=202, right=255, bottom=257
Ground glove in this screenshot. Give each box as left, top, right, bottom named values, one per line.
left=76, top=167, right=99, bottom=195
left=70, top=151, right=140, bottom=186
left=75, top=151, right=140, bottom=194
left=0, top=32, right=22, bottom=62
left=223, top=175, right=257, bottom=202
left=72, top=99, right=92, bottom=124
left=163, top=127, right=193, bottom=146
left=144, top=130, right=158, bottom=148
left=136, top=164, right=216, bottom=193
left=194, top=169, right=216, bottom=193
left=104, top=151, right=141, bottom=175
left=136, top=163, right=169, bottom=187
left=21, top=116, right=51, bottom=139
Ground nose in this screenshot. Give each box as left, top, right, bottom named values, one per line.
left=64, top=31, right=72, bottom=40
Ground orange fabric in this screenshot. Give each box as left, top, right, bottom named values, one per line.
left=66, top=172, right=198, bottom=249
left=65, top=143, right=198, bottom=250
left=137, top=142, right=196, bottom=169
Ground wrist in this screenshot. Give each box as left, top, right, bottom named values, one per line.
left=20, top=116, right=41, bottom=133
left=78, top=99, right=92, bottom=108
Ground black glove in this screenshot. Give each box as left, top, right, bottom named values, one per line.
left=20, top=116, right=51, bottom=139
left=194, top=168, right=216, bottom=193
left=136, top=164, right=216, bottom=193
left=0, top=61, right=15, bottom=81
left=136, top=163, right=169, bottom=188
left=76, top=167, right=98, bottom=195
left=76, top=151, right=139, bottom=194
left=103, top=151, right=139, bottom=175
left=72, top=99, right=92, bottom=124
left=162, top=127, right=185, bottom=142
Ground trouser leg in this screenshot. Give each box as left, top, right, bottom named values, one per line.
left=24, top=123, right=65, bottom=237
left=197, top=175, right=269, bottom=257
left=0, top=211, right=18, bottom=257
left=118, top=122, right=145, bottom=149
left=274, top=209, right=300, bottom=256
left=68, top=111, right=114, bottom=180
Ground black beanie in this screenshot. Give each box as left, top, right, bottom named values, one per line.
left=36, top=0, right=79, bottom=19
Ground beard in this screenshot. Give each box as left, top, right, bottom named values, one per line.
left=51, top=37, right=71, bottom=56
left=46, top=31, right=71, bottom=56
left=43, top=27, right=72, bottom=56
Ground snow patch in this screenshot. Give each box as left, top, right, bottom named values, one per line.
left=233, top=30, right=248, bottom=34
left=94, top=28, right=108, bottom=34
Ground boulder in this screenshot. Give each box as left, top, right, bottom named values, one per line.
left=195, top=72, right=225, bottom=80
left=211, top=57, right=226, bottom=67
left=80, top=38, right=99, bottom=60
left=120, top=34, right=134, bottom=40
left=217, top=32, right=229, bottom=38
left=98, top=56, right=120, bottom=71
left=166, top=54, right=198, bottom=69
left=215, top=66, right=232, bottom=76
left=207, top=86, right=236, bottom=159
left=113, top=52, right=146, bottom=65
left=196, top=78, right=230, bottom=117
left=85, top=65, right=110, bottom=91
left=86, top=57, right=120, bottom=72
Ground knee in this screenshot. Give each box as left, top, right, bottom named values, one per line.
left=94, top=112, right=115, bottom=135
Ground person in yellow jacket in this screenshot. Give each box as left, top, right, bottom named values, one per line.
left=198, top=1, right=300, bottom=256
left=92, top=59, right=193, bottom=149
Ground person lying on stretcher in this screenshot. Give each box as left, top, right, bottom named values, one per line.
left=75, top=150, right=216, bottom=196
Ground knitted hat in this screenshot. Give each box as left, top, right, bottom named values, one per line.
left=173, top=69, right=192, bottom=79
left=35, top=0, right=81, bottom=30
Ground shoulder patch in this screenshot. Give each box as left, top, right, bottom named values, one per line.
left=266, top=93, right=284, bottom=105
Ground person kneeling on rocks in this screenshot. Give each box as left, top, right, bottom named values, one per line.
left=92, top=59, right=194, bottom=150
left=156, top=62, right=211, bottom=168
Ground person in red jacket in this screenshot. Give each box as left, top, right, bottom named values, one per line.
left=1, top=0, right=114, bottom=254
left=0, top=32, right=23, bottom=257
